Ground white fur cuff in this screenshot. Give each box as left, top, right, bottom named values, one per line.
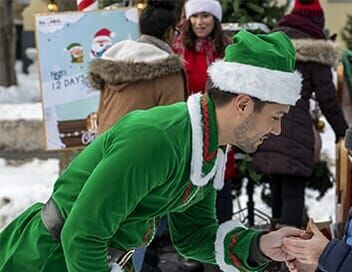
left=215, top=220, right=246, bottom=272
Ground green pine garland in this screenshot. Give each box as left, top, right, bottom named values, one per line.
left=221, top=0, right=288, bottom=28
left=342, top=14, right=352, bottom=50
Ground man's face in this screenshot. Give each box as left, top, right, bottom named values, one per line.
left=233, top=103, right=290, bottom=153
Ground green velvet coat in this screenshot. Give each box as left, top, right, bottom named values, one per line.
left=0, top=96, right=268, bottom=272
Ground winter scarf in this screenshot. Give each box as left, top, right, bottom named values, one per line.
left=173, top=35, right=220, bottom=94
left=173, top=35, right=219, bottom=66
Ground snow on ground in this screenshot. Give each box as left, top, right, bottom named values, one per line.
left=0, top=103, right=42, bottom=120
left=0, top=61, right=41, bottom=104
left=0, top=61, right=43, bottom=120
left=0, top=159, right=59, bottom=230
left=0, top=61, right=340, bottom=230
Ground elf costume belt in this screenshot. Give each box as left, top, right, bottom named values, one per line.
left=40, top=198, right=134, bottom=268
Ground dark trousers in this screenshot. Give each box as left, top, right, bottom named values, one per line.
left=270, top=174, right=306, bottom=228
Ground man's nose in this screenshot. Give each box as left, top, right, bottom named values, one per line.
left=271, top=121, right=282, bottom=136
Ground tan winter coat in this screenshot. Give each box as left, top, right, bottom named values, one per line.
left=89, top=37, right=187, bottom=133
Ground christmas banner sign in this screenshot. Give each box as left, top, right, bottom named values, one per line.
left=35, top=8, right=139, bottom=150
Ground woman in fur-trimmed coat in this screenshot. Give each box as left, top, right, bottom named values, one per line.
left=252, top=0, right=348, bottom=228
left=89, top=35, right=187, bottom=134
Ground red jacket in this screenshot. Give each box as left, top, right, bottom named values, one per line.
left=182, top=48, right=209, bottom=94
left=173, top=36, right=221, bottom=95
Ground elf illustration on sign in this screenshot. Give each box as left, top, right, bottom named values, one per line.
left=90, top=28, right=115, bottom=59
left=66, top=42, right=84, bottom=64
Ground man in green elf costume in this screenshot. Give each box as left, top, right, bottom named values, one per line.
left=0, top=30, right=303, bottom=272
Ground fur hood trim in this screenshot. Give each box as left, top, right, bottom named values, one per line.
left=293, top=39, right=342, bottom=67
left=89, top=40, right=184, bottom=89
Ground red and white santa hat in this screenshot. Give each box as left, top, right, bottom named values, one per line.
left=185, top=0, right=222, bottom=21
left=77, top=0, right=98, bottom=11
left=93, top=28, right=115, bottom=42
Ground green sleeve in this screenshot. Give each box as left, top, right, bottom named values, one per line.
left=216, top=225, right=269, bottom=271
left=60, top=128, right=174, bottom=272
left=168, top=189, right=269, bottom=272
left=167, top=188, right=218, bottom=264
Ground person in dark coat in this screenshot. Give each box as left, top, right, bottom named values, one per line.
left=283, top=127, right=352, bottom=272
left=252, top=0, right=348, bottom=228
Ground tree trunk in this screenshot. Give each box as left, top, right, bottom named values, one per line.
left=57, top=0, right=77, bottom=11
left=0, top=0, right=17, bottom=87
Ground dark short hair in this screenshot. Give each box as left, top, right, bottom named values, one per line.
left=206, top=79, right=237, bottom=107
left=139, top=0, right=178, bottom=41
left=251, top=97, right=266, bottom=113
left=206, top=79, right=266, bottom=113
left=181, top=16, right=227, bottom=56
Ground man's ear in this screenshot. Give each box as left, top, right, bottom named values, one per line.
left=233, top=95, right=252, bottom=114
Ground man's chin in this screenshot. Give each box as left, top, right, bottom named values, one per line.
left=238, top=145, right=257, bottom=154
left=249, top=141, right=263, bottom=153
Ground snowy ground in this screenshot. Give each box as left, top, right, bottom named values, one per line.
left=0, top=62, right=41, bottom=104
left=0, top=61, right=338, bottom=230
left=0, top=159, right=58, bottom=229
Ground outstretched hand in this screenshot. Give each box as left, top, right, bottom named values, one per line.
left=259, top=227, right=304, bottom=262
left=282, top=219, right=329, bottom=265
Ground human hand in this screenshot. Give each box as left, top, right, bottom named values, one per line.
left=283, top=219, right=329, bottom=264
left=285, top=258, right=298, bottom=272
left=285, top=259, right=318, bottom=272
left=259, top=227, right=304, bottom=262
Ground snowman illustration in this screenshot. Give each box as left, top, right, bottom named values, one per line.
left=90, top=28, right=115, bottom=59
